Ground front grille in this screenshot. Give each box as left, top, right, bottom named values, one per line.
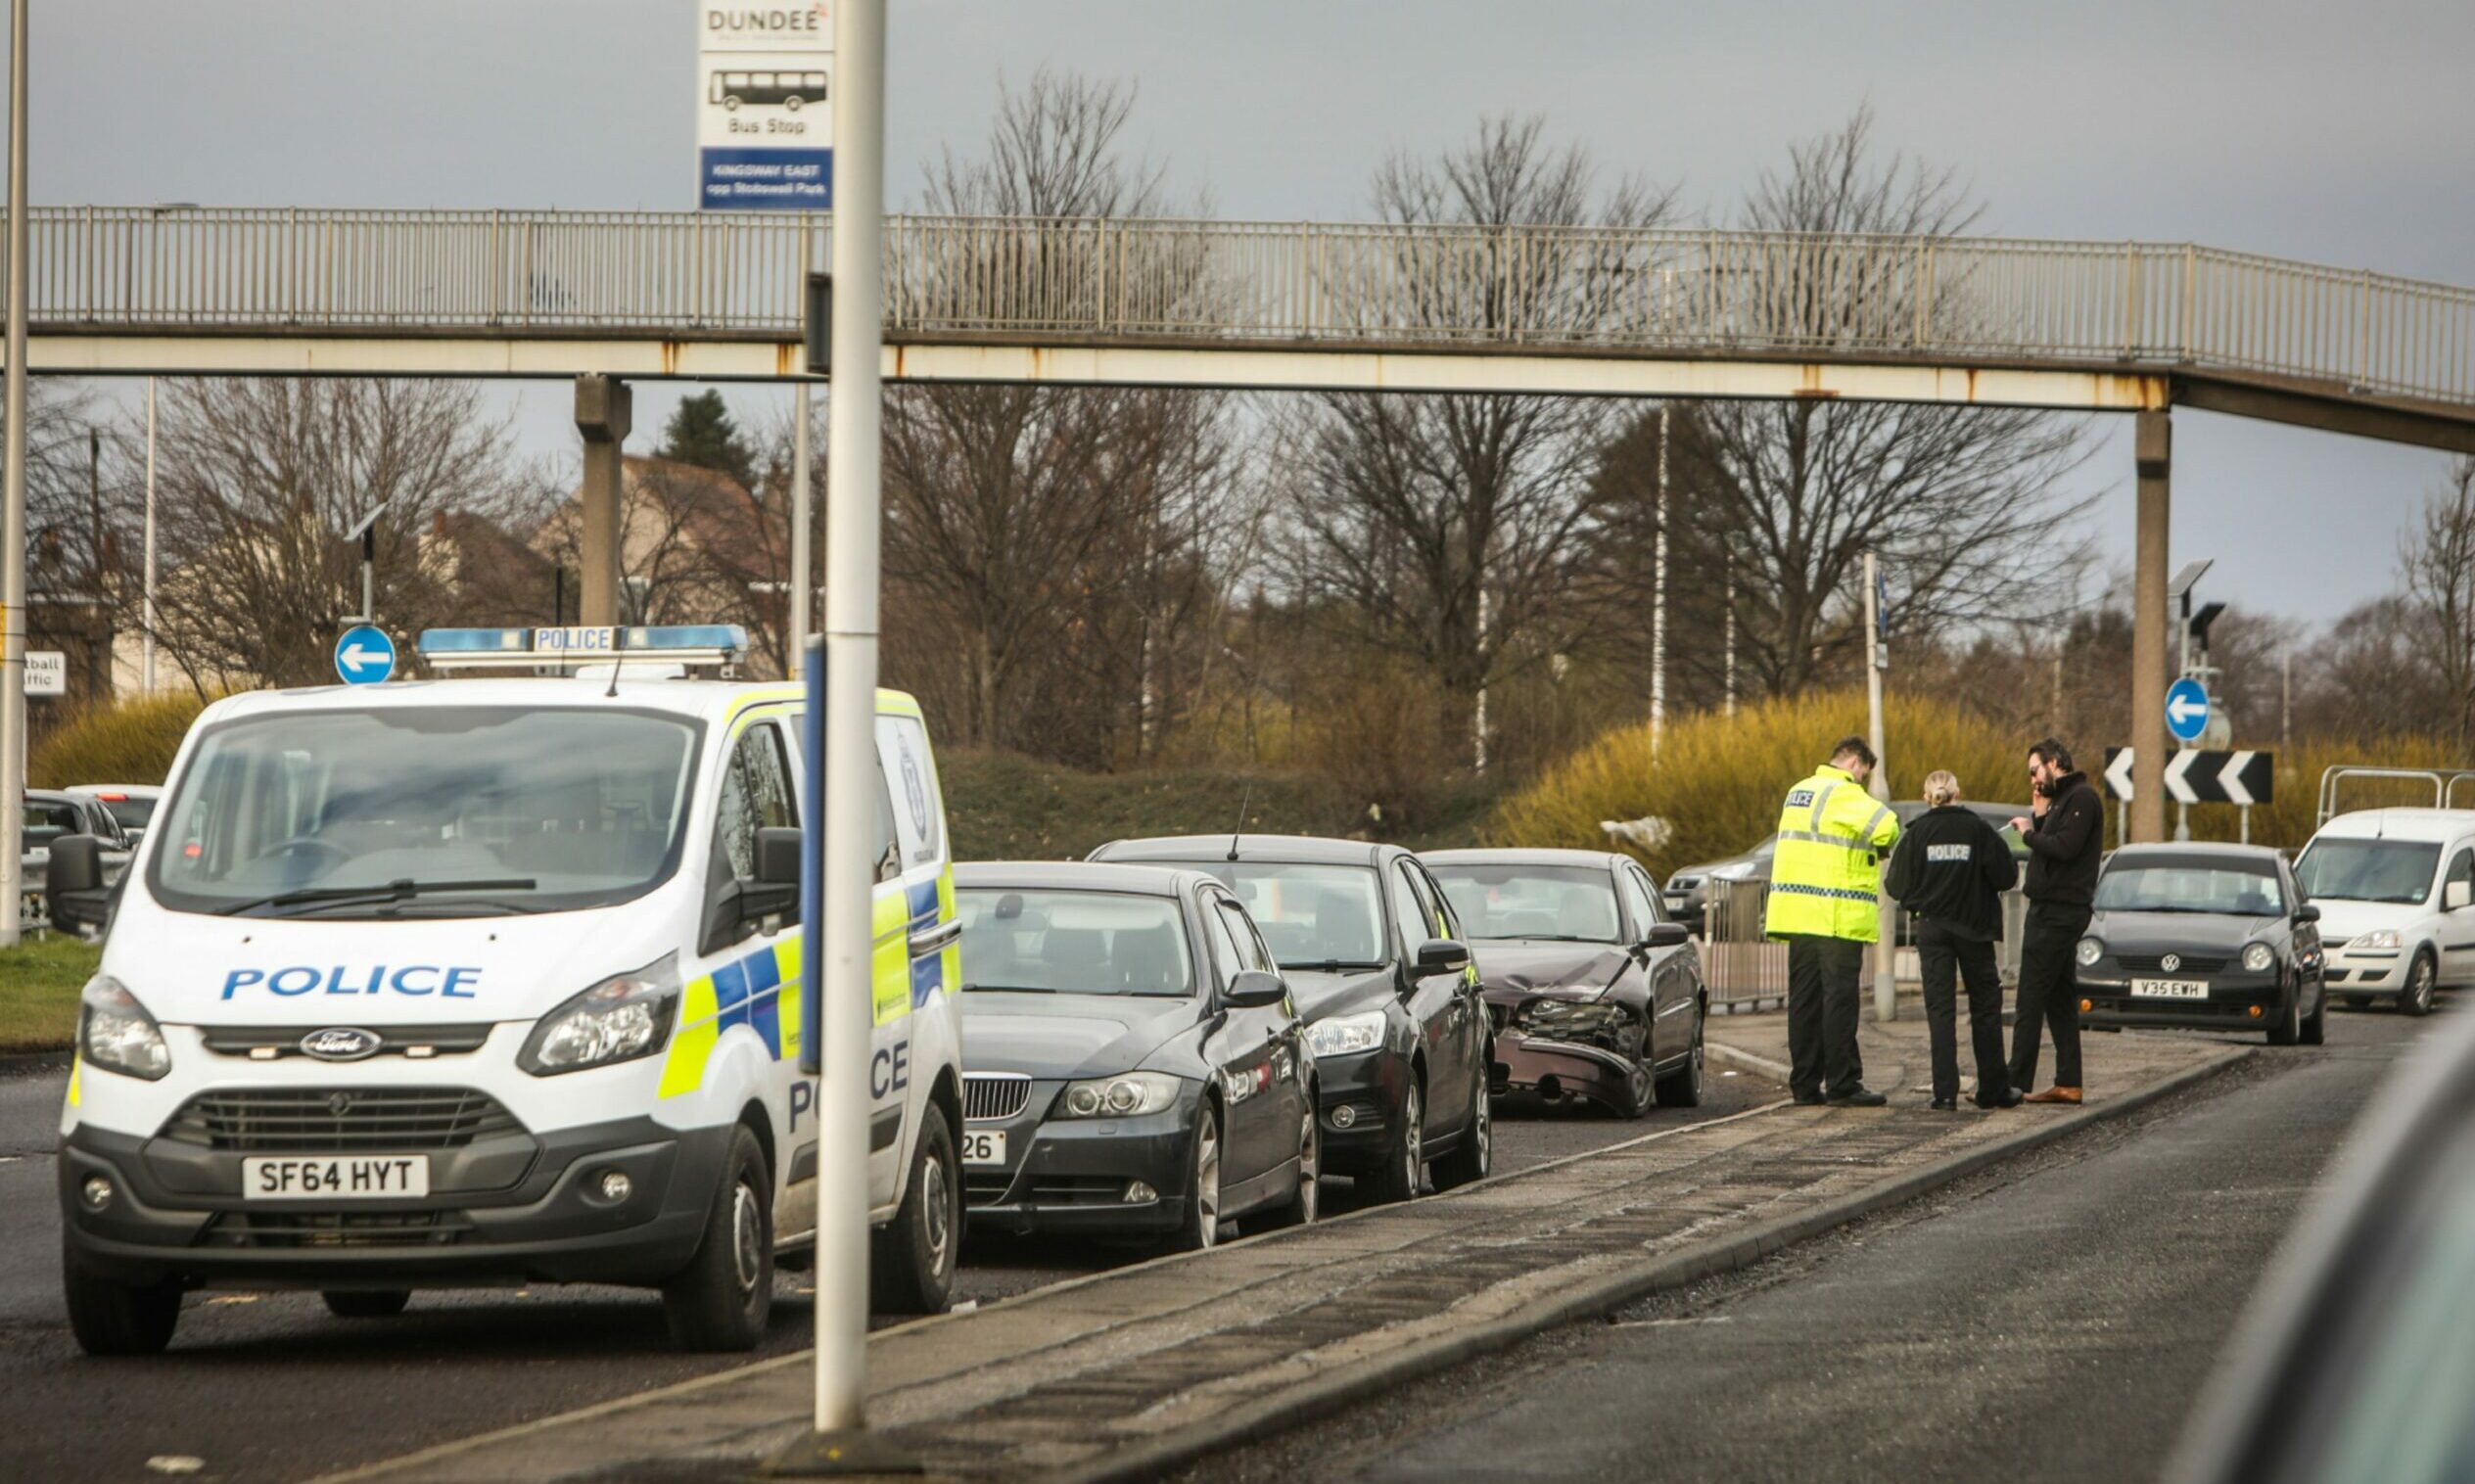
left=199, top=1025, right=495, bottom=1060
left=2324, top=969, right=2350, bottom=983
left=162, top=1088, right=522, bottom=1152
left=2118, top=954, right=2227, bottom=975
left=2321, top=936, right=2351, bottom=951
left=1025, top=1176, right=1135, bottom=1206
left=963, top=1075, right=1031, bottom=1123
left=199, top=1209, right=475, bottom=1249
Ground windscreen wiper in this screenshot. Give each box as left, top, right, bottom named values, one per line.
left=1278, top=959, right=1388, bottom=973
left=215, top=877, right=538, bottom=917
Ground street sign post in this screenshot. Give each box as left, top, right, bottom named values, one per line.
left=334, top=626, right=396, bottom=685
left=697, top=2, right=833, bottom=210
left=23, top=650, right=62, bottom=697
left=2166, top=677, right=2210, bottom=744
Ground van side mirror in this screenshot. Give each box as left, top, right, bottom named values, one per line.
left=757, top=826, right=801, bottom=887
left=2447, top=881, right=2471, bottom=912
left=46, top=835, right=102, bottom=898
left=1222, top=969, right=1287, bottom=1010
left=1414, top=938, right=1471, bottom=979
left=2294, top=903, right=2321, bottom=924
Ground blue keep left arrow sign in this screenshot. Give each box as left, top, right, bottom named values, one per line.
left=335, top=625, right=397, bottom=685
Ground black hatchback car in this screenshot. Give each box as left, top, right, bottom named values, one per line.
left=2075, top=843, right=2328, bottom=1045
left=953, top=861, right=1319, bottom=1250
left=1086, top=835, right=1489, bottom=1203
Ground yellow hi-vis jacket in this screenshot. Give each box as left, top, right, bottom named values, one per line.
left=1763, top=765, right=1901, bottom=942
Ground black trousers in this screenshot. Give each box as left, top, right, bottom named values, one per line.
left=2009, top=903, right=2092, bottom=1090
left=1916, top=920, right=2010, bottom=1106
left=1784, top=935, right=1866, bottom=1100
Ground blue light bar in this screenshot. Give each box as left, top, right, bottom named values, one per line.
left=415, top=625, right=749, bottom=672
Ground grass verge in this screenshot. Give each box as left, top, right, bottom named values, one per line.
left=0, top=933, right=100, bottom=1053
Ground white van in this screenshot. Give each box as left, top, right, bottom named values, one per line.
left=2292, top=808, right=2475, bottom=1015
left=55, top=626, right=963, bottom=1355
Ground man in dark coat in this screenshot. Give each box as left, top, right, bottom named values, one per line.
left=2007, top=737, right=2106, bottom=1103
left=1886, top=770, right=2021, bottom=1110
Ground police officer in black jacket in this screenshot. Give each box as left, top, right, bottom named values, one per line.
left=2007, top=738, right=2107, bottom=1104
left=1886, top=770, right=2021, bottom=1110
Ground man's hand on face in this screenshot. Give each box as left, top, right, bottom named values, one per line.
left=2009, top=815, right=2034, bottom=835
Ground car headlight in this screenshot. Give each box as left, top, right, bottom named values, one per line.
left=518, top=956, right=679, bottom=1076
left=1056, top=1071, right=1182, bottom=1119
left=2350, top=929, right=2402, bottom=951
left=1305, top=1010, right=1389, bottom=1058
left=79, top=975, right=169, bottom=1081
left=2075, top=938, right=2103, bottom=968
left=2242, top=943, right=2277, bottom=974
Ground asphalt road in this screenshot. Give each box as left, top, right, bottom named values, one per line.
left=0, top=1053, right=1770, bottom=1483
left=1171, top=1009, right=2429, bottom=1484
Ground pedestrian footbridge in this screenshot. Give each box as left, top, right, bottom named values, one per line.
left=9, top=208, right=2474, bottom=450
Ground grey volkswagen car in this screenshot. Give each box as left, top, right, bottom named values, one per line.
left=2074, top=843, right=2327, bottom=1045
left=954, top=861, right=1320, bottom=1249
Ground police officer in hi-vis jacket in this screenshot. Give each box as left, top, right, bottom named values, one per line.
left=1764, top=737, right=1901, bottom=1106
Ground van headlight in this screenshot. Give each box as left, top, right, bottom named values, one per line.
left=2242, top=943, right=2277, bottom=974
left=519, top=957, right=679, bottom=1076
left=79, top=976, right=169, bottom=1081
left=1306, top=1010, right=1389, bottom=1058
left=2350, top=930, right=2402, bottom=951
left=1056, top=1072, right=1182, bottom=1119
left=2075, top=938, right=2103, bottom=968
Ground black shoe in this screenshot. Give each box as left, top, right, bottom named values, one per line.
left=1826, top=1088, right=1888, bottom=1107
left=1793, top=1092, right=1826, bottom=1106
left=1930, top=1097, right=1958, bottom=1111
left=1976, top=1087, right=2025, bottom=1109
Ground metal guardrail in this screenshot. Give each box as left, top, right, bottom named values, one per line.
left=9, top=208, right=2475, bottom=407
left=1701, top=878, right=2029, bottom=1010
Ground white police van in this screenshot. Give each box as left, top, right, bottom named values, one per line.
left=56, top=626, right=964, bottom=1354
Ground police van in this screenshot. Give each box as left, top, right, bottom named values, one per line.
left=54, top=626, right=964, bottom=1354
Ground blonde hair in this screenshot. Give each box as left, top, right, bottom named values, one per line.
left=1922, top=770, right=1962, bottom=807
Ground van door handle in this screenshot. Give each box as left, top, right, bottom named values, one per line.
left=909, top=917, right=960, bottom=958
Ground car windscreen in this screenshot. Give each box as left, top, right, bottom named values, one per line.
left=2294, top=838, right=2441, bottom=905
left=1427, top=863, right=1620, bottom=943
left=1146, top=861, right=1386, bottom=970
left=148, top=707, right=701, bottom=917
left=97, top=795, right=158, bottom=830
left=2095, top=858, right=2286, bottom=916
left=956, top=889, right=1193, bottom=997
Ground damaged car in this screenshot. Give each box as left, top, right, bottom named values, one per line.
left=1424, top=848, right=1705, bottom=1118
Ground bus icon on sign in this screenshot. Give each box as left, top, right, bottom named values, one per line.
left=711, top=70, right=827, bottom=112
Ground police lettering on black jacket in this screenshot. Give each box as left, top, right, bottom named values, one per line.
left=1885, top=806, right=2017, bottom=942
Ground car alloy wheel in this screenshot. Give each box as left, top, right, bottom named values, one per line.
left=1400, top=1084, right=1424, bottom=1193
left=1470, top=1077, right=1491, bottom=1172
left=1296, top=1109, right=1319, bottom=1223
left=2407, top=952, right=2437, bottom=1016
left=1192, top=1115, right=1222, bottom=1248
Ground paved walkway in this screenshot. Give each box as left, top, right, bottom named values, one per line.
left=325, top=1020, right=2244, bottom=1484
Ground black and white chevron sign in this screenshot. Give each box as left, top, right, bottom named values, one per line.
left=2101, top=748, right=2274, bottom=805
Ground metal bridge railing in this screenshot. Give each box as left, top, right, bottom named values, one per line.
left=11, top=208, right=2475, bottom=406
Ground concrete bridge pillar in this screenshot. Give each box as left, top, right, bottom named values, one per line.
left=575, top=374, right=631, bottom=626
left=2130, top=409, right=2171, bottom=844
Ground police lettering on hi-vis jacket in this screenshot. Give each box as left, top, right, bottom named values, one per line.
left=1763, top=736, right=1900, bottom=1107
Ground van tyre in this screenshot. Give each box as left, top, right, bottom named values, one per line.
left=1657, top=1012, right=1707, bottom=1108
left=663, top=1124, right=772, bottom=1351
left=1431, top=1073, right=1490, bottom=1190
left=323, top=1289, right=410, bottom=1319
left=2403, top=951, right=2437, bottom=1017
left=63, top=1239, right=181, bottom=1356
left=871, top=1108, right=958, bottom=1315
left=1365, top=1080, right=1424, bottom=1204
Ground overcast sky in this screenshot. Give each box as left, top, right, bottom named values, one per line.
left=18, top=0, right=2475, bottom=628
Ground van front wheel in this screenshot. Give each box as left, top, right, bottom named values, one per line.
left=662, top=1125, right=772, bottom=1352
left=63, top=1240, right=181, bottom=1356
left=871, top=1109, right=959, bottom=1316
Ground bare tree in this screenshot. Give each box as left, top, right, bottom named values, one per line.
left=143, top=379, right=540, bottom=691
left=1686, top=108, right=2096, bottom=695
left=881, top=69, right=1247, bottom=762
left=2401, top=455, right=2475, bottom=746
left=1279, top=116, right=1676, bottom=764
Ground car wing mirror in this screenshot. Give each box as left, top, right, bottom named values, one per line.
left=2295, top=903, right=2322, bottom=924
left=757, top=826, right=802, bottom=887
left=1640, top=922, right=1691, bottom=951
left=46, top=835, right=102, bottom=898
left=1414, top=938, right=1471, bottom=979
left=1222, top=969, right=1288, bottom=1010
